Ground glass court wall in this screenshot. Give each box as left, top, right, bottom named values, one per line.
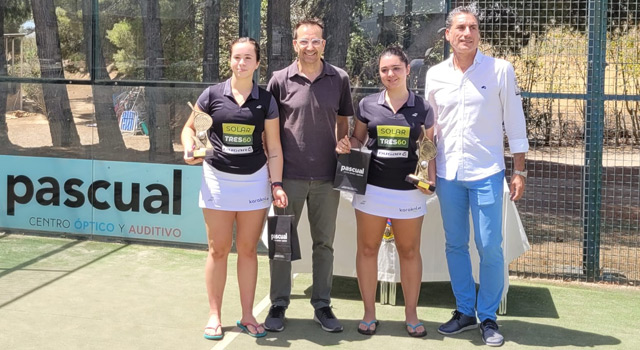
left=1, top=0, right=638, bottom=285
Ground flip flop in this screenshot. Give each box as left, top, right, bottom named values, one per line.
left=406, top=322, right=427, bottom=338
left=203, top=324, right=223, bottom=340
left=236, top=320, right=267, bottom=338
left=357, top=319, right=379, bottom=335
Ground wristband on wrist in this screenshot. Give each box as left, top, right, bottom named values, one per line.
left=271, top=182, right=283, bottom=190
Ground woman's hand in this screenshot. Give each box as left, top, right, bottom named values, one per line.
left=183, top=144, right=204, bottom=165
left=335, top=135, right=352, bottom=154
left=272, top=187, right=288, bottom=208
left=416, top=180, right=436, bottom=195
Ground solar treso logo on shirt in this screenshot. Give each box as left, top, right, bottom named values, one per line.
left=222, top=123, right=255, bottom=145
left=377, top=125, right=409, bottom=148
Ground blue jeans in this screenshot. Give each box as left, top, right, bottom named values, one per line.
left=436, top=171, right=504, bottom=322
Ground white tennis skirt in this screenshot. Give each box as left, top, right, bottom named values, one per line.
left=352, top=184, right=427, bottom=219
left=199, top=162, right=271, bottom=211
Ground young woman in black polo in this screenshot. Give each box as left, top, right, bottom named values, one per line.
left=181, top=37, right=288, bottom=340
left=336, top=46, right=435, bottom=337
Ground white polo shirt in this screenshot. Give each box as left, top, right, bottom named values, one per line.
left=425, top=51, right=529, bottom=182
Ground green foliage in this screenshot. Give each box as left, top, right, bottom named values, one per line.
left=345, top=0, right=381, bottom=88
left=96, top=0, right=141, bottom=62
left=101, top=0, right=242, bottom=82
left=3, top=0, right=32, bottom=33
left=346, top=28, right=384, bottom=89
left=107, top=20, right=139, bottom=56
left=106, top=19, right=144, bottom=78
left=158, top=0, right=200, bottom=81
left=56, top=7, right=85, bottom=67
left=216, top=0, right=243, bottom=80
left=291, top=0, right=314, bottom=22
left=16, top=37, right=46, bottom=113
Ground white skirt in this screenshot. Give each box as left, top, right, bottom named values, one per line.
left=352, top=184, right=427, bottom=219
left=199, top=162, right=271, bottom=211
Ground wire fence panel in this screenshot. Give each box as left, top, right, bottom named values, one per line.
left=450, top=0, right=640, bottom=285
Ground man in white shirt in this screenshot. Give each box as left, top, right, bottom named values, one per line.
left=425, top=5, right=529, bottom=347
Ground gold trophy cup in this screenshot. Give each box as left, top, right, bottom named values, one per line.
left=405, top=126, right=436, bottom=191
left=186, top=102, right=214, bottom=158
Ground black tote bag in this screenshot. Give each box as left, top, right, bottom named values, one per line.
left=333, top=149, right=371, bottom=195
left=267, top=214, right=301, bottom=262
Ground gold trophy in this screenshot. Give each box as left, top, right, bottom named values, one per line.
left=405, top=126, right=436, bottom=191
left=186, top=102, right=214, bottom=158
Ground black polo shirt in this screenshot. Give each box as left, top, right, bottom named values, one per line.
left=196, top=79, right=279, bottom=174
left=356, top=90, right=435, bottom=190
left=267, top=60, right=354, bottom=180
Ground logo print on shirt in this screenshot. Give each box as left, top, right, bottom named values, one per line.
left=481, top=86, right=487, bottom=89
left=377, top=125, right=410, bottom=149
left=412, top=113, right=418, bottom=117
left=222, top=123, right=255, bottom=146
left=377, top=150, right=409, bottom=158
left=256, top=105, right=262, bottom=109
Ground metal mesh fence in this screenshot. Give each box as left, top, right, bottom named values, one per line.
left=450, top=0, right=640, bottom=285
left=600, top=0, right=640, bottom=282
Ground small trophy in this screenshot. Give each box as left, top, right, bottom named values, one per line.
left=405, top=126, right=437, bottom=191
left=186, top=102, right=214, bottom=158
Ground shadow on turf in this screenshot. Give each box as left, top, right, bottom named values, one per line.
left=500, top=320, right=621, bottom=347
left=254, top=319, right=443, bottom=347
left=303, top=277, right=559, bottom=318
left=252, top=318, right=620, bottom=348
left=0, top=239, right=84, bottom=279
left=0, top=239, right=129, bottom=309
left=271, top=278, right=618, bottom=347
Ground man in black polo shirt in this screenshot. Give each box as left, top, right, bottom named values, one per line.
left=264, top=18, right=354, bottom=333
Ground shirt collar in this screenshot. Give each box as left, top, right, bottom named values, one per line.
left=223, top=78, right=260, bottom=100
left=473, top=50, right=486, bottom=65
left=376, top=89, right=416, bottom=108
left=287, top=59, right=336, bottom=80
left=446, top=50, right=485, bottom=70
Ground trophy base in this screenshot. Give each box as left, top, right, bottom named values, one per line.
left=187, top=148, right=214, bottom=158
left=405, top=174, right=436, bottom=191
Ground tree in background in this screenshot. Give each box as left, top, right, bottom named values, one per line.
left=105, top=0, right=224, bottom=82
left=139, top=0, right=164, bottom=82
left=2, top=0, right=31, bottom=33
left=310, top=0, right=358, bottom=68
left=139, top=0, right=171, bottom=158
left=30, top=0, right=81, bottom=147
left=105, top=19, right=144, bottom=78
left=81, top=0, right=125, bottom=151
left=608, top=27, right=640, bottom=145
left=267, top=0, right=292, bottom=77
left=56, top=6, right=84, bottom=66
left=202, top=0, right=221, bottom=82
left=0, top=5, right=8, bottom=144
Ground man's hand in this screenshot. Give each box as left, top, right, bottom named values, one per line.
left=510, top=153, right=526, bottom=201
left=509, top=174, right=525, bottom=201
